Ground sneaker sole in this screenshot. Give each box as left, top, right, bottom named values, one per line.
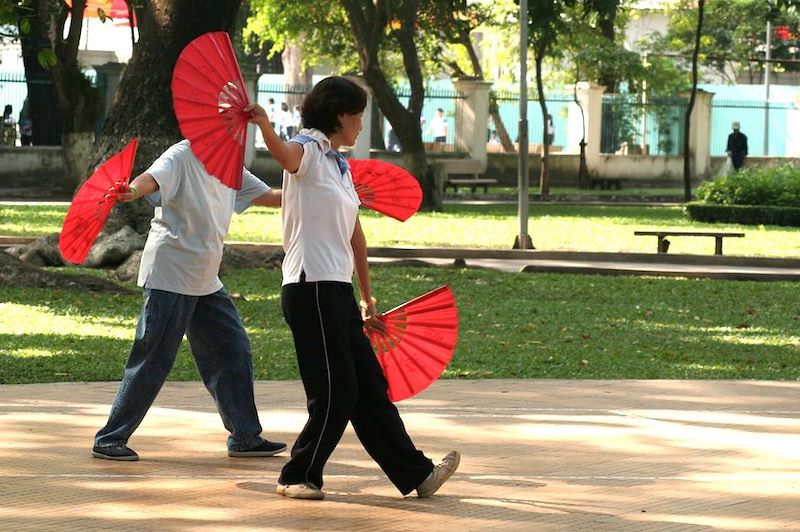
left=228, top=444, right=287, bottom=457
left=91, top=451, right=139, bottom=461
left=276, top=484, right=325, bottom=500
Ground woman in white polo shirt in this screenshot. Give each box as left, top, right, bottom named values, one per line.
left=248, top=77, right=459, bottom=501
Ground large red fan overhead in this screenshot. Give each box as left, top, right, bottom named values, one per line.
left=367, top=285, right=458, bottom=402
left=59, top=138, right=139, bottom=264
left=172, top=32, right=250, bottom=190
left=348, top=159, right=423, bottom=222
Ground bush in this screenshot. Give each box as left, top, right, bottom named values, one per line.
left=696, top=163, right=800, bottom=206
left=690, top=164, right=800, bottom=226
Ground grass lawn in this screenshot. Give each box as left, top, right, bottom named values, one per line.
left=2, top=202, right=798, bottom=257
left=1, top=266, right=798, bottom=384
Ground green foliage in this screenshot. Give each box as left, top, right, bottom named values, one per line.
left=697, top=164, right=800, bottom=206
left=643, top=0, right=800, bottom=83
left=245, top=1, right=358, bottom=73
left=2, top=267, right=800, bottom=383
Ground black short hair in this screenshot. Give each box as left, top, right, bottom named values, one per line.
left=301, top=77, right=367, bottom=136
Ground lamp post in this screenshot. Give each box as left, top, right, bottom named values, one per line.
left=514, top=0, right=534, bottom=249
left=764, top=7, right=772, bottom=156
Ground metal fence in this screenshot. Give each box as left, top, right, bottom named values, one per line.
left=710, top=99, right=795, bottom=157
left=491, top=90, right=575, bottom=150
left=0, top=70, right=107, bottom=146
left=600, top=94, right=688, bottom=155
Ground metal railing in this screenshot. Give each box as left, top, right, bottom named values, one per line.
left=601, top=94, right=688, bottom=156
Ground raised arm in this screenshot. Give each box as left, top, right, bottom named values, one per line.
left=245, top=103, right=303, bottom=174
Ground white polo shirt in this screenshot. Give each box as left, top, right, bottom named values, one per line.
left=281, top=129, right=360, bottom=285
left=138, top=140, right=270, bottom=296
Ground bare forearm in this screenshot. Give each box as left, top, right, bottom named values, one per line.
left=252, top=188, right=282, bottom=207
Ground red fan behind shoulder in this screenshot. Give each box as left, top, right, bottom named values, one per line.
left=172, top=32, right=250, bottom=190
left=59, top=137, right=139, bottom=264
left=367, top=285, right=458, bottom=402
left=348, top=159, right=423, bottom=222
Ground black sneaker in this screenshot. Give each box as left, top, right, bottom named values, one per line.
left=92, top=444, right=139, bottom=461
left=228, top=439, right=287, bottom=457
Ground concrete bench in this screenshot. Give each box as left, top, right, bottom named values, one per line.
left=634, top=230, right=745, bottom=255
left=589, top=177, right=628, bottom=190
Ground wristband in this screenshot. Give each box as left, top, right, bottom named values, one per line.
left=128, top=184, right=140, bottom=200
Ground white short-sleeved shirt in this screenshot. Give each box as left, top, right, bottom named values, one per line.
left=138, top=140, right=270, bottom=296
left=281, top=129, right=360, bottom=285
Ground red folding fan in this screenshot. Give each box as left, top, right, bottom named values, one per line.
left=348, top=159, right=423, bottom=222
left=367, top=285, right=458, bottom=402
left=172, top=32, right=249, bottom=190
left=59, top=137, right=139, bottom=264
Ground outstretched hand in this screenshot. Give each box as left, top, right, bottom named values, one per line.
left=107, top=182, right=139, bottom=203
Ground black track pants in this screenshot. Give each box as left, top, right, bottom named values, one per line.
left=279, top=281, right=433, bottom=494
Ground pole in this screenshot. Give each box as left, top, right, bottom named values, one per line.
left=764, top=12, right=772, bottom=155
left=514, top=0, right=533, bottom=249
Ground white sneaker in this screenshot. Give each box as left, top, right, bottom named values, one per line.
left=276, top=482, right=325, bottom=500
left=416, top=451, right=460, bottom=498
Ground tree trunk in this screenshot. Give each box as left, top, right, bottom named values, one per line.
left=38, top=0, right=103, bottom=188
left=341, top=0, right=441, bottom=210
left=281, top=41, right=312, bottom=108
left=95, top=0, right=244, bottom=233
left=17, top=3, right=62, bottom=147
left=683, top=0, right=705, bottom=202
left=535, top=52, right=550, bottom=197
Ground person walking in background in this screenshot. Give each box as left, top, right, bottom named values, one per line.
left=428, top=108, right=448, bottom=143
left=545, top=114, right=555, bottom=146
left=92, top=139, right=286, bottom=462
left=726, top=121, right=748, bottom=170
left=2, top=104, right=16, bottom=146
left=247, top=76, right=460, bottom=501
left=18, top=99, right=32, bottom=146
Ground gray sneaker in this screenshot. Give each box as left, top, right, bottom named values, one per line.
left=416, top=450, right=460, bottom=498
left=92, top=444, right=139, bottom=461
left=228, top=440, right=287, bottom=457
left=276, top=482, right=325, bottom=500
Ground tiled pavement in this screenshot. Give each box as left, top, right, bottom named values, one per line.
left=1, top=380, right=799, bottom=531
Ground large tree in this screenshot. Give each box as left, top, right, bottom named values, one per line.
left=95, top=0, right=244, bottom=234
left=248, top=0, right=487, bottom=210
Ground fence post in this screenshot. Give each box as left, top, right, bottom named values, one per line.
left=686, top=89, right=714, bottom=179
left=452, top=79, right=493, bottom=171
left=350, top=77, right=372, bottom=160
left=243, top=71, right=259, bottom=167
left=573, top=83, right=605, bottom=173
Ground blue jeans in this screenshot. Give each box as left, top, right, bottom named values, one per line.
left=95, top=288, right=265, bottom=451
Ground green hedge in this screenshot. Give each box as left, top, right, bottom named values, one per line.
left=689, top=164, right=800, bottom=226
left=685, top=202, right=800, bottom=226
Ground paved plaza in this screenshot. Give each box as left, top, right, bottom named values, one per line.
left=1, top=379, right=799, bottom=531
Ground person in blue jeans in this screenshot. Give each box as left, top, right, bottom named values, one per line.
left=92, top=138, right=285, bottom=461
